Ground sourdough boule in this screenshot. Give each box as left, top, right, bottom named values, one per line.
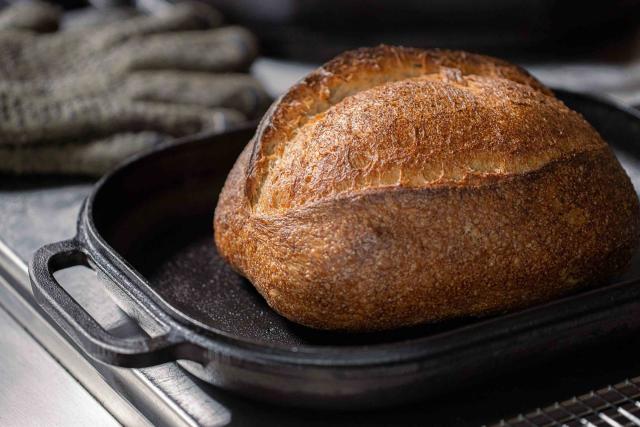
left=214, top=45, right=640, bottom=331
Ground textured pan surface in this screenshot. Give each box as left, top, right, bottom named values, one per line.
left=92, top=90, right=640, bottom=348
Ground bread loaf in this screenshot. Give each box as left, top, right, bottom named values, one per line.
left=214, top=45, right=640, bottom=331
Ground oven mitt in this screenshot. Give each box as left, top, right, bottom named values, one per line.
left=0, top=1, right=270, bottom=175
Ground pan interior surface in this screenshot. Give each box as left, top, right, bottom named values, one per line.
left=91, top=92, right=640, bottom=348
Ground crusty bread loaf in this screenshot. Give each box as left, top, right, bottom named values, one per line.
left=214, top=45, right=640, bottom=331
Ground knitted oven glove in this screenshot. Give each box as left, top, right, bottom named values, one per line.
left=0, top=1, right=270, bottom=175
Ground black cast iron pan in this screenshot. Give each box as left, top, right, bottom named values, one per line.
left=30, top=90, right=640, bottom=409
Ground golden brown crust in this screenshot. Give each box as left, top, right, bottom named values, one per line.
left=245, top=45, right=554, bottom=208
left=214, top=46, right=640, bottom=331
left=253, top=75, right=604, bottom=213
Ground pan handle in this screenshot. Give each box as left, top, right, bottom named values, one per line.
left=30, top=239, right=190, bottom=367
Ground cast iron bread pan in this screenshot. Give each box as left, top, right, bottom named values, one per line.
left=30, top=90, right=640, bottom=409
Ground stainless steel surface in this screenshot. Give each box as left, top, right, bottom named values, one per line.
left=0, top=182, right=230, bottom=427
left=0, top=300, right=119, bottom=427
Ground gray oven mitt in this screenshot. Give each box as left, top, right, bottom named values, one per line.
left=0, top=0, right=61, bottom=32
left=0, top=1, right=270, bottom=175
